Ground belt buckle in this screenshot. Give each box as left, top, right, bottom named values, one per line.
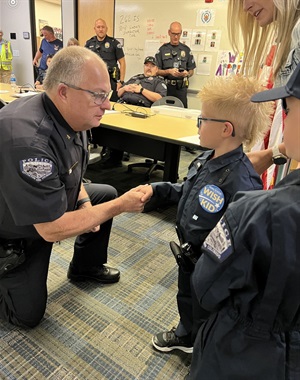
left=171, top=80, right=176, bottom=85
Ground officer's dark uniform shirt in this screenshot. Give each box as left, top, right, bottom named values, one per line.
left=155, top=42, right=196, bottom=80
left=0, top=93, right=89, bottom=240
left=85, top=35, right=124, bottom=69
left=152, top=145, right=262, bottom=250
left=189, top=169, right=300, bottom=379
left=120, top=74, right=167, bottom=107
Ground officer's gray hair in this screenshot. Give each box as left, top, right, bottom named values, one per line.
left=43, top=46, right=107, bottom=91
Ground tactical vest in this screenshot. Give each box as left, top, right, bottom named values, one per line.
left=0, top=41, right=13, bottom=70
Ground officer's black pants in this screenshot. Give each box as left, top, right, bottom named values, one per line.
left=167, top=85, right=188, bottom=108
left=0, top=183, right=117, bottom=328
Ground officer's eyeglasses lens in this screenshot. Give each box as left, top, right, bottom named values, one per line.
left=61, top=82, right=112, bottom=106
left=93, top=90, right=113, bottom=105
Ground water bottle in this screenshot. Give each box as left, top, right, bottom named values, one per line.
left=10, top=73, right=17, bottom=90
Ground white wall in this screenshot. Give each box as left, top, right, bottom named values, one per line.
left=0, top=0, right=76, bottom=86
left=0, top=0, right=35, bottom=86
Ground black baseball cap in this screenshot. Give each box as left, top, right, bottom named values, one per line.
left=251, top=62, right=300, bottom=103
left=144, top=56, right=157, bottom=65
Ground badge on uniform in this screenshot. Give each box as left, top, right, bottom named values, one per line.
left=199, top=184, right=225, bottom=213
left=181, top=51, right=186, bottom=58
left=20, top=158, right=54, bottom=182
left=105, top=42, right=110, bottom=48
left=202, top=216, right=233, bottom=262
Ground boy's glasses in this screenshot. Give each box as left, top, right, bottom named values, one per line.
left=61, top=82, right=112, bottom=105
left=197, top=116, right=235, bottom=137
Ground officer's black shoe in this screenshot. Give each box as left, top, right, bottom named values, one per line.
left=152, top=327, right=193, bottom=353
left=184, top=146, right=197, bottom=154
left=98, top=156, right=122, bottom=169
left=67, top=263, right=120, bottom=284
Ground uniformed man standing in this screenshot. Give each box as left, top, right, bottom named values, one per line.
left=85, top=18, right=126, bottom=102
left=117, top=56, right=167, bottom=107
left=85, top=18, right=126, bottom=167
left=0, top=30, right=13, bottom=84
left=155, top=21, right=196, bottom=108
left=0, top=47, right=145, bottom=328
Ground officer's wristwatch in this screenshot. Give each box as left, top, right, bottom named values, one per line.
left=140, top=87, right=144, bottom=94
left=117, top=80, right=124, bottom=85
left=272, top=145, right=287, bottom=165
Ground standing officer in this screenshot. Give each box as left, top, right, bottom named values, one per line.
left=85, top=18, right=126, bottom=102
left=155, top=21, right=196, bottom=108
left=117, top=56, right=167, bottom=107
left=0, top=47, right=145, bottom=328
left=0, top=30, right=13, bottom=84
left=85, top=18, right=126, bottom=167
left=187, top=63, right=300, bottom=380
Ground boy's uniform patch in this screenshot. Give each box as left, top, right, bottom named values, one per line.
left=199, top=184, right=225, bottom=214
left=20, top=158, right=54, bottom=182
left=202, top=216, right=233, bottom=262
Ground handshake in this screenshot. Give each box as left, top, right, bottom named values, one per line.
left=118, top=184, right=154, bottom=213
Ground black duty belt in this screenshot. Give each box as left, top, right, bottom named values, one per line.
left=165, top=78, right=188, bottom=88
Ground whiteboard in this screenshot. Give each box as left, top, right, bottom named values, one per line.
left=114, top=0, right=234, bottom=92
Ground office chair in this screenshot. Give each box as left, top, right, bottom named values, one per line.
left=127, top=96, right=184, bottom=180
left=0, top=99, right=6, bottom=109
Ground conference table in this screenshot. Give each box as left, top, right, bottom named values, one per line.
left=0, top=82, right=17, bottom=103
left=92, top=103, right=200, bottom=182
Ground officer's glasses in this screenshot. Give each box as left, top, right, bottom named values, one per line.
left=61, top=82, right=113, bottom=105
left=197, top=116, right=235, bottom=137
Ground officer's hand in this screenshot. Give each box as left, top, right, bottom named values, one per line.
left=118, top=191, right=145, bottom=213
left=130, top=184, right=153, bottom=203
left=169, top=68, right=179, bottom=77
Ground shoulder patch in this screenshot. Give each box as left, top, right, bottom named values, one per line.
left=199, top=184, right=225, bottom=213
left=20, top=158, right=54, bottom=182
left=117, top=43, right=122, bottom=49
left=202, top=216, right=233, bottom=262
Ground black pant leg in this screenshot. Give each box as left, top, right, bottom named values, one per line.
left=167, top=85, right=188, bottom=108
left=71, top=183, right=118, bottom=269
left=175, top=266, right=193, bottom=339
left=0, top=238, right=52, bottom=328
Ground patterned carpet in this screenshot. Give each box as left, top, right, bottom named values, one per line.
left=0, top=149, right=197, bottom=380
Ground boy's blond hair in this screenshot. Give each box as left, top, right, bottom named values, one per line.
left=198, top=75, right=273, bottom=150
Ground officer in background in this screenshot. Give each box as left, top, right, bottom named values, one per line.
left=117, top=56, right=167, bottom=107
left=85, top=18, right=126, bottom=167
left=0, top=30, right=13, bottom=84
left=155, top=21, right=196, bottom=108
left=85, top=18, right=126, bottom=102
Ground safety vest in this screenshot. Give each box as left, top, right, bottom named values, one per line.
left=0, top=41, right=13, bottom=70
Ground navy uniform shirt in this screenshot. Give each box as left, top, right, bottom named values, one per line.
left=190, top=169, right=300, bottom=379
left=152, top=145, right=262, bottom=250
left=120, top=74, right=167, bottom=107
left=85, top=35, right=124, bottom=69
left=0, top=93, right=89, bottom=239
left=155, top=42, right=196, bottom=80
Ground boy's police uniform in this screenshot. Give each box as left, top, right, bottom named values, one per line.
left=0, top=93, right=117, bottom=327
left=151, top=145, right=262, bottom=347
left=120, top=74, right=167, bottom=107
left=85, top=35, right=124, bottom=102
left=188, top=62, right=300, bottom=380
left=155, top=42, right=196, bottom=107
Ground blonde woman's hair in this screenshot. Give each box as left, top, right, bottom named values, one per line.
left=43, top=46, right=107, bottom=91
left=198, top=75, right=273, bottom=150
left=227, top=0, right=300, bottom=80
left=67, top=37, right=79, bottom=46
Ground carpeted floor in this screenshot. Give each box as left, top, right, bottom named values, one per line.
left=0, top=148, right=198, bottom=380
